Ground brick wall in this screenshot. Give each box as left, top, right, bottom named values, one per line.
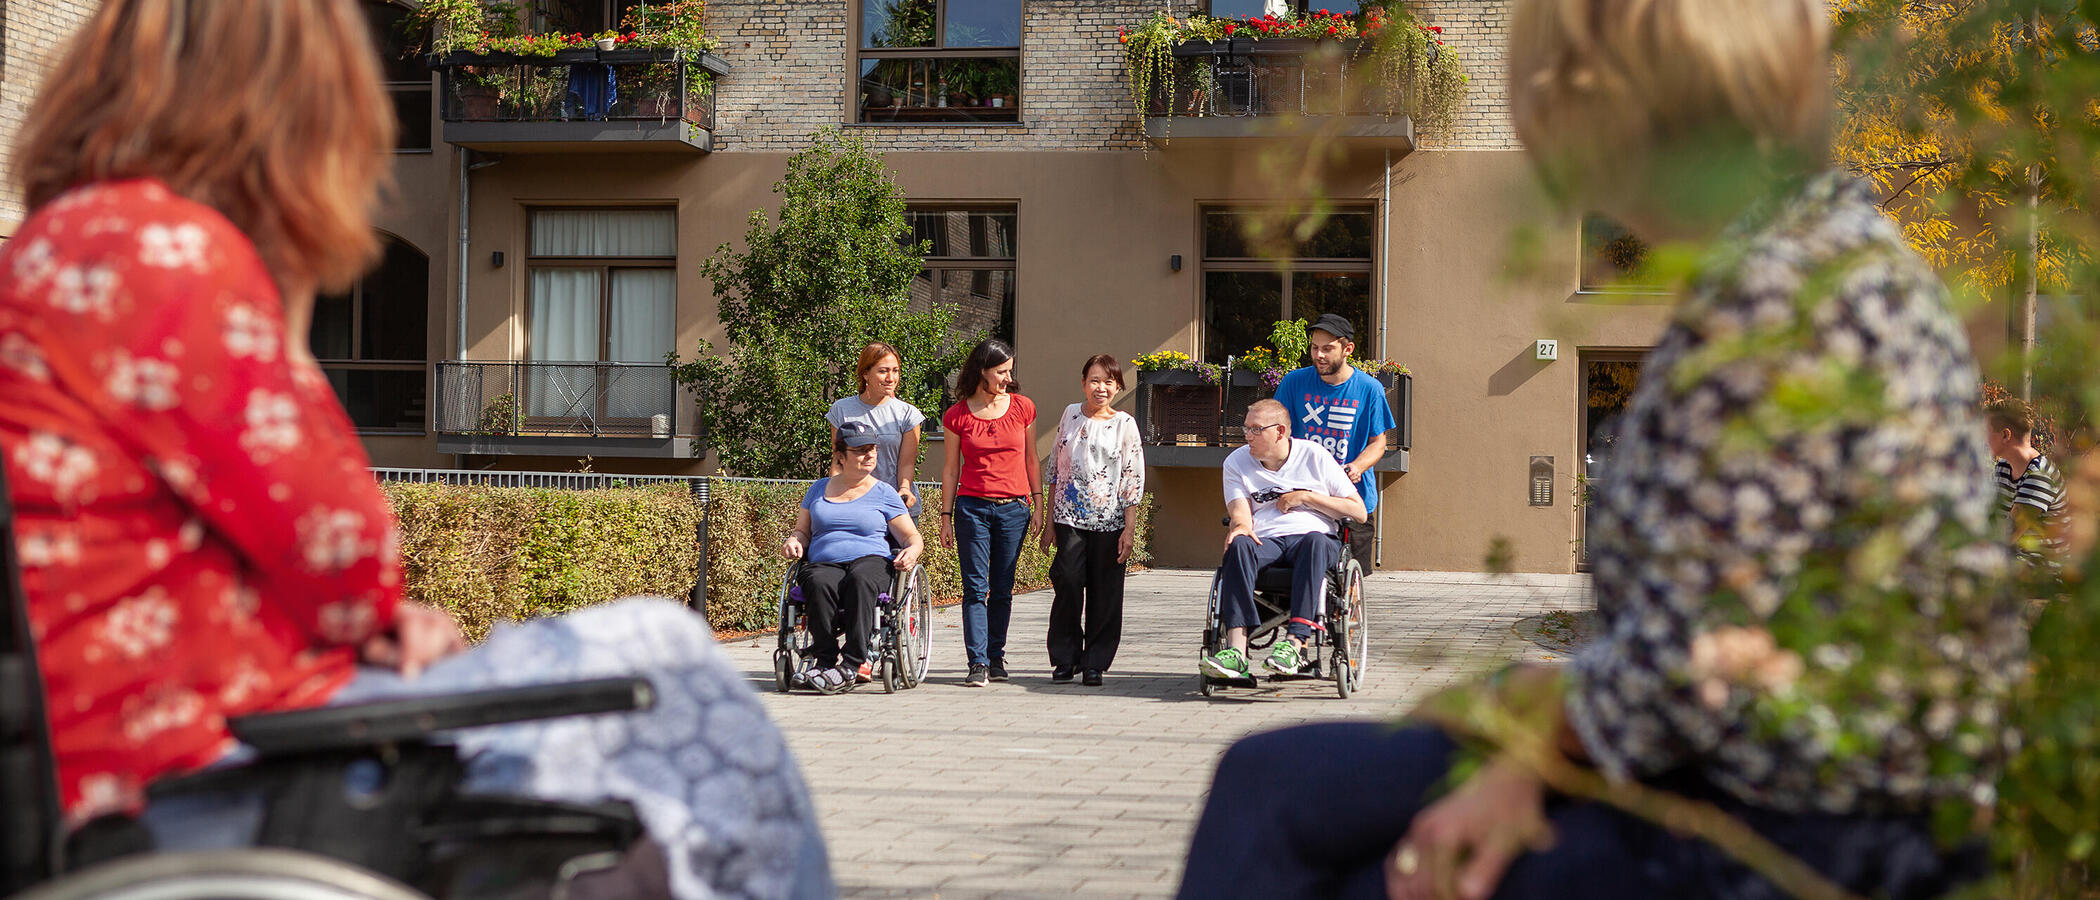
left=0, top=0, right=98, bottom=231
left=706, top=0, right=1515, bottom=153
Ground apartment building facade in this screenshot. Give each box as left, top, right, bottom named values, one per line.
left=10, top=1, right=1681, bottom=574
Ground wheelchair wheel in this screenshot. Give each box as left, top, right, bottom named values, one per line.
left=775, top=562, right=807, bottom=694
left=16, top=848, right=429, bottom=900
left=1333, top=558, right=1366, bottom=699
left=1198, top=575, right=1222, bottom=697
left=893, top=564, right=932, bottom=688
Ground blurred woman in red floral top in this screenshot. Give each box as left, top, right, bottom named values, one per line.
left=0, top=6, right=829, bottom=896
left=0, top=0, right=423, bottom=823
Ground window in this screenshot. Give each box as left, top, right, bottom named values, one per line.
left=907, top=205, right=1016, bottom=349
left=857, top=0, right=1022, bottom=124
left=533, top=0, right=652, bottom=35
left=1579, top=214, right=1667, bottom=293
left=1204, top=0, right=1359, bottom=16
left=312, top=236, right=429, bottom=432
left=526, top=208, right=677, bottom=422
left=1201, top=208, right=1375, bottom=363
left=362, top=1, right=433, bottom=151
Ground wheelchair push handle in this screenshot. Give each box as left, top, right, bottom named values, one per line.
left=228, top=677, right=656, bottom=755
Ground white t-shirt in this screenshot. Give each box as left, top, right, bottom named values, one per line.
left=1222, top=438, right=1358, bottom=539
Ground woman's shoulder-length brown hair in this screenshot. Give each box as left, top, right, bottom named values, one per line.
left=12, top=0, right=396, bottom=293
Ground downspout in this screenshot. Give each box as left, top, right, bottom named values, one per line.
left=1376, top=147, right=1391, bottom=569
left=455, top=151, right=501, bottom=468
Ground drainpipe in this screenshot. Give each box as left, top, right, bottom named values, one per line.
left=1376, top=147, right=1392, bottom=569
left=455, top=151, right=501, bottom=468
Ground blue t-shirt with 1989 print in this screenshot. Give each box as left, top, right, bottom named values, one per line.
left=1274, top=366, right=1397, bottom=512
left=801, top=479, right=908, bottom=564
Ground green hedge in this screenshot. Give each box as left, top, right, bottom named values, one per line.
left=385, top=482, right=703, bottom=640
left=384, top=480, right=1154, bottom=638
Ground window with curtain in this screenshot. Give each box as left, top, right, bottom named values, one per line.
left=1201, top=207, right=1375, bottom=364
left=361, top=1, right=432, bottom=151
left=526, top=209, right=676, bottom=423
left=312, top=235, right=429, bottom=432
left=857, top=0, right=1022, bottom=124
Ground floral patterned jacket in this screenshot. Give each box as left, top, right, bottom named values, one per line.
left=1, top=180, right=402, bottom=822
left=1565, top=172, right=2025, bottom=815
left=1043, top=404, right=1145, bottom=532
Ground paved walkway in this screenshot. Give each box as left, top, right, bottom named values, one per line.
left=720, top=568, right=1594, bottom=899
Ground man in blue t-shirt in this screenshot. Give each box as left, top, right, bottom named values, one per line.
left=1272, top=313, right=1397, bottom=572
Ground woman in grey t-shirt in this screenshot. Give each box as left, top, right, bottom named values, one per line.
left=826, top=341, right=927, bottom=512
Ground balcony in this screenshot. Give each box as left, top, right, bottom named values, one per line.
left=428, top=49, right=731, bottom=153
left=1142, top=39, right=1415, bottom=150
left=1133, top=367, right=1411, bottom=471
left=434, top=361, right=695, bottom=458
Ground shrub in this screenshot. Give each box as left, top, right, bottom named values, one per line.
left=385, top=479, right=1155, bottom=640
left=385, top=482, right=702, bottom=640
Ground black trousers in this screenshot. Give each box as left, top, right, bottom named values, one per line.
left=1345, top=517, right=1375, bottom=573
left=797, top=554, right=888, bottom=668
left=1047, top=524, right=1126, bottom=672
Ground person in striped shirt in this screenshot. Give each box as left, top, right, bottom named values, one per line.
left=1986, top=399, right=2067, bottom=569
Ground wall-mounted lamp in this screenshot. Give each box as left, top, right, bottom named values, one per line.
left=1170, top=254, right=1183, bottom=272
left=491, top=250, right=506, bottom=268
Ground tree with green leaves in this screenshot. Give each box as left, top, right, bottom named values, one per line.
left=671, top=129, right=975, bottom=479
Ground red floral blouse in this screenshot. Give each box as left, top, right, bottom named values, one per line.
left=0, top=180, right=402, bottom=823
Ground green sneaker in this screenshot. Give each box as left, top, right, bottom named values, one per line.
left=1202, top=647, right=1252, bottom=680
left=1265, top=638, right=1304, bottom=674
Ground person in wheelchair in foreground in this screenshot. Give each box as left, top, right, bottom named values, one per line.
left=781, top=422, right=925, bottom=694
left=0, top=2, right=827, bottom=896
left=1201, top=399, right=1367, bottom=682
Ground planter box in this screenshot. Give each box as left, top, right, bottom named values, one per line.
left=1135, top=369, right=1225, bottom=445
left=1172, top=37, right=1362, bottom=57
left=1374, top=371, right=1412, bottom=451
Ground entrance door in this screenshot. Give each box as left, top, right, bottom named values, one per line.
left=1579, top=350, right=1645, bottom=569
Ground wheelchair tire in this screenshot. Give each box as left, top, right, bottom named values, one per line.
left=896, top=564, right=931, bottom=689
left=773, top=651, right=794, bottom=694
left=1333, top=558, right=1366, bottom=699
left=776, top=562, right=806, bottom=694
left=15, top=848, right=429, bottom=900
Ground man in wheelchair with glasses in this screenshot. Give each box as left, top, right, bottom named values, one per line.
left=1201, top=400, right=1367, bottom=683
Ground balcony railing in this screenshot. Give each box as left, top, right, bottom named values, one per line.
left=1142, top=39, right=1415, bottom=147
left=428, top=49, right=729, bottom=151
left=436, top=361, right=680, bottom=440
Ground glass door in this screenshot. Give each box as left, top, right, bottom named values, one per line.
left=1579, top=351, right=1645, bottom=569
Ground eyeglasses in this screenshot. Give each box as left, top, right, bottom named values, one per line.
left=1238, top=423, right=1287, bottom=436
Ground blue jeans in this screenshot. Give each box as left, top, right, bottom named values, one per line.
left=1177, top=723, right=1986, bottom=899
left=1218, top=532, right=1337, bottom=641
left=954, top=495, right=1030, bottom=667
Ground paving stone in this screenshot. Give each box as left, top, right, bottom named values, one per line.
left=723, top=568, right=1590, bottom=897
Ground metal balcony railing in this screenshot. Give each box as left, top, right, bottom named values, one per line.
left=429, top=49, right=725, bottom=132
left=1147, top=38, right=1402, bottom=119
left=435, top=361, right=681, bottom=440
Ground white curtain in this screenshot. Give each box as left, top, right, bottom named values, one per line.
left=528, top=268, right=602, bottom=418
left=530, top=209, right=676, bottom=258
left=608, top=268, right=675, bottom=420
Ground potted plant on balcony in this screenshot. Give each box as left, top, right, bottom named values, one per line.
left=1131, top=351, right=1228, bottom=445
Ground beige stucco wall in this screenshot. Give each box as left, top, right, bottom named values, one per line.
left=447, top=140, right=1666, bottom=572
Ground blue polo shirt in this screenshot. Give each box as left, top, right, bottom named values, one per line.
left=1274, top=366, right=1397, bottom=512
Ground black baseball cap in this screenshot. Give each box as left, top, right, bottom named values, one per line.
left=838, top=421, right=882, bottom=448
left=1308, top=313, right=1355, bottom=342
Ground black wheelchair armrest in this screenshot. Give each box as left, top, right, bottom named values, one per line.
left=228, top=677, right=655, bottom=756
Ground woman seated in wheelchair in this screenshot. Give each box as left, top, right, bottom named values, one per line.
left=781, top=421, right=925, bottom=694
left=1202, top=399, right=1366, bottom=681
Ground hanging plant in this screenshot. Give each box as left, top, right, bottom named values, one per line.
left=1122, top=13, right=1184, bottom=123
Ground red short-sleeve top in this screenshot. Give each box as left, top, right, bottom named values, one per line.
left=0, top=179, right=403, bottom=823
left=941, top=393, right=1037, bottom=500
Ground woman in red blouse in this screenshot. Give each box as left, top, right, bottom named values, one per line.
left=1, top=3, right=826, bottom=896
left=938, top=339, right=1041, bottom=687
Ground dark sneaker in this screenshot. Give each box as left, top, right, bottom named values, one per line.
left=965, top=664, right=989, bottom=687
left=1265, top=638, right=1304, bottom=674
left=1051, top=666, right=1075, bottom=684
left=1082, top=669, right=1104, bottom=687
left=988, top=660, right=1009, bottom=682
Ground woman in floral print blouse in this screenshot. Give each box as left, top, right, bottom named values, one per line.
left=1178, top=1, right=2021, bottom=898
left=1, top=3, right=825, bottom=897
